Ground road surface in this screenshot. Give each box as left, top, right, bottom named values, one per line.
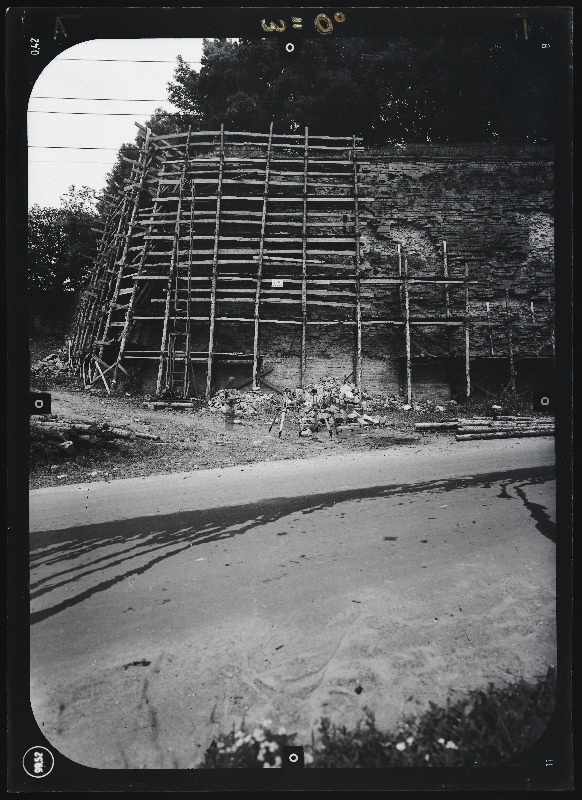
left=30, top=438, right=556, bottom=769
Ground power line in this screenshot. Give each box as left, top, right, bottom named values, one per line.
left=28, top=109, right=166, bottom=116
left=29, top=145, right=125, bottom=150
left=30, top=160, right=117, bottom=164
left=31, top=95, right=171, bottom=102
left=58, top=57, right=203, bottom=64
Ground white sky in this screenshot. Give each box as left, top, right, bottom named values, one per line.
left=28, top=38, right=206, bottom=208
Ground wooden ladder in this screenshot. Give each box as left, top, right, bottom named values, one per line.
left=166, top=332, right=191, bottom=395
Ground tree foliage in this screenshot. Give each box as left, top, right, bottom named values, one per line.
left=162, top=36, right=554, bottom=144
left=28, top=186, right=100, bottom=290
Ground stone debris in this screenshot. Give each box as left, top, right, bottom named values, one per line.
left=205, top=378, right=465, bottom=438
left=208, top=389, right=280, bottom=417
left=31, top=350, right=71, bottom=378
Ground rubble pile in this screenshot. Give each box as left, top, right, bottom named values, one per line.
left=291, top=380, right=386, bottom=437
left=208, top=388, right=280, bottom=419
left=206, top=378, right=464, bottom=437
left=31, top=351, right=71, bottom=380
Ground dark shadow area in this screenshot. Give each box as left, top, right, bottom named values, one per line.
left=30, top=465, right=555, bottom=624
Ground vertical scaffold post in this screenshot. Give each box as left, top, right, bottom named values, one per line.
left=505, top=287, right=516, bottom=393
left=397, top=242, right=403, bottom=315
left=300, top=126, right=309, bottom=387
left=403, top=253, right=412, bottom=405
left=465, top=264, right=471, bottom=401
left=549, top=291, right=555, bottom=357
left=157, top=126, right=191, bottom=394
left=486, top=301, right=495, bottom=356
left=206, top=124, right=225, bottom=399
left=442, top=241, right=450, bottom=318
left=252, top=121, right=274, bottom=390
left=352, top=135, right=362, bottom=391
left=101, top=128, right=152, bottom=362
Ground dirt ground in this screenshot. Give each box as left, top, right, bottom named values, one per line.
left=30, top=388, right=434, bottom=489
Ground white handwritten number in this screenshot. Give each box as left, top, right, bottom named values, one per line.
left=34, top=751, right=44, bottom=774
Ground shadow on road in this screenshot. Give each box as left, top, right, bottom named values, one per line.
left=30, top=465, right=555, bottom=624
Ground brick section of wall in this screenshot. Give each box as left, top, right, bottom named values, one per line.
left=411, top=360, right=453, bottom=401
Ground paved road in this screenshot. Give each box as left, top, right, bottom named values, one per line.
left=30, top=438, right=556, bottom=769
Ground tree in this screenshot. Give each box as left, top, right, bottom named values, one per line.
left=28, top=186, right=100, bottom=290
left=162, top=36, right=555, bottom=145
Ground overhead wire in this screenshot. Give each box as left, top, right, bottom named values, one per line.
left=29, top=160, right=117, bottom=164
left=28, top=110, right=170, bottom=116
left=57, top=57, right=203, bottom=63
left=31, top=95, right=171, bottom=102
left=29, top=145, right=131, bottom=150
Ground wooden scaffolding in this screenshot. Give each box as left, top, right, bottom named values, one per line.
left=71, top=125, right=554, bottom=400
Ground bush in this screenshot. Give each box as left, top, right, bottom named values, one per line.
left=199, top=721, right=307, bottom=768
left=198, top=667, right=556, bottom=768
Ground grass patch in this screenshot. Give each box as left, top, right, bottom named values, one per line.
left=198, top=667, right=556, bottom=768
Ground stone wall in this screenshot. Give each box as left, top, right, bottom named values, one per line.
left=360, top=144, right=554, bottom=358
left=131, top=143, right=554, bottom=398
left=254, top=143, right=554, bottom=397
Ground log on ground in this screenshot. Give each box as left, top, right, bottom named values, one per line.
left=456, top=429, right=554, bottom=441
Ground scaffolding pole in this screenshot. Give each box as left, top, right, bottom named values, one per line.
left=157, top=127, right=191, bottom=394
left=465, top=264, right=471, bottom=401
left=252, top=121, right=274, bottom=389
left=300, top=126, right=309, bottom=387
left=505, top=287, right=516, bottom=393
left=403, top=253, right=412, bottom=405
left=352, top=134, right=363, bottom=390
left=206, top=124, right=225, bottom=398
